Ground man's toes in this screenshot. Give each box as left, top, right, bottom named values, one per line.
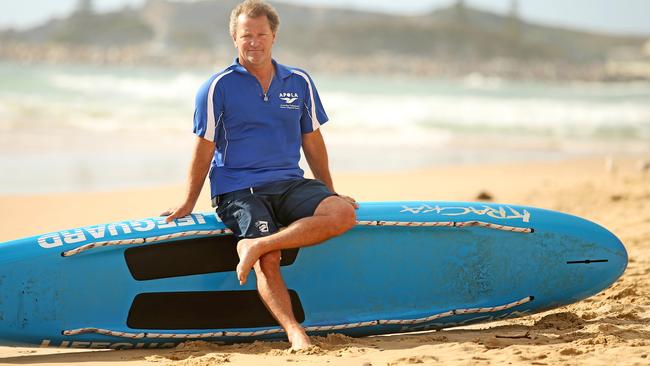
left=236, top=265, right=247, bottom=285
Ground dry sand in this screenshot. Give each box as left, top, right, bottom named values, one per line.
left=0, top=157, right=649, bottom=365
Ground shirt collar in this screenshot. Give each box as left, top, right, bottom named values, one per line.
left=230, top=58, right=293, bottom=79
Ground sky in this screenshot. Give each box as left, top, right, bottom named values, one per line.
left=0, top=0, right=649, bottom=36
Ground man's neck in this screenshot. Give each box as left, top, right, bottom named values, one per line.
left=239, top=59, right=274, bottom=81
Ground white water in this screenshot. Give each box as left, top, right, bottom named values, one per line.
left=1, top=62, right=649, bottom=193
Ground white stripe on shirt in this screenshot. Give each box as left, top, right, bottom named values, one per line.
left=205, top=70, right=233, bottom=141
left=291, top=70, right=320, bottom=132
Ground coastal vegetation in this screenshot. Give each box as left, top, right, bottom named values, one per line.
left=1, top=0, right=648, bottom=81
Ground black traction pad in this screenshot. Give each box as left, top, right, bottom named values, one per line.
left=124, top=235, right=299, bottom=280
left=127, top=290, right=305, bottom=329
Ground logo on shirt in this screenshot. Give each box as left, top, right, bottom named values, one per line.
left=279, top=92, right=298, bottom=104
left=279, top=92, right=300, bottom=110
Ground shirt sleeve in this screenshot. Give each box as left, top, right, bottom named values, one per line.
left=193, top=74, right=224, bottom=142
left=297, top=71, right=329, bottom=134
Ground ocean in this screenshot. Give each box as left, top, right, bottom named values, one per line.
left=1, top=61, right=649, bottom=193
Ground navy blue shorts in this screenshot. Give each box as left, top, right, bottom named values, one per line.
left=215, top=178, right=336, bottom=239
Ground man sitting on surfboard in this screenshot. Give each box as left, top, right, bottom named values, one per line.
left=161, top=0, right=357, bottom=351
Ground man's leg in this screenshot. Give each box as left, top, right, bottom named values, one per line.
left=253, top=250, right=311, bottom=350
left=236, top=195, right=356, bottom=285
left=214, top=189, right=316, bottom=349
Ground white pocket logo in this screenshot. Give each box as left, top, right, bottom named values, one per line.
left=280, top=97, right=298, bottom=104
left=255, top=220, right=269, bottom=233
left=279, top=92, right=298, bottom=104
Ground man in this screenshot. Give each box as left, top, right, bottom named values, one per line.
left=161, top=0, right=357, bottom=351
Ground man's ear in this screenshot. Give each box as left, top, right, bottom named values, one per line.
left=232, top=33, right=237, bottom=48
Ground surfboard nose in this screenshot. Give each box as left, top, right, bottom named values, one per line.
left=562, top=220, right=628, bottom=302
left=597, top=225, right=628, bottom=283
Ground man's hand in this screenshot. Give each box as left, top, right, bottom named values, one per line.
left=338, top=194, right=359, bottom=209
left=160, top=203, right=194, bottom=223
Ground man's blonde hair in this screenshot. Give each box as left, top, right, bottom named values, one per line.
left=229, top=0, right=280, bottom=36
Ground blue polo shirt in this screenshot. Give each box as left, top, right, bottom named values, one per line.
left=193, top=59, right=329, bottom=197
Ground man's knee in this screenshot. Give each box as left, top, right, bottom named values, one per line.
left=323, top=196, right=356, bottom=235
left=256, top=250, right=282, bottom=276
left=337, top=200, right=356, bottom=233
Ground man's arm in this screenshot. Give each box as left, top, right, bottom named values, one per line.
left=161, top=136, right=215, bottom=222
left=302, top=129, right=357, bottom=208
left=302, top=129, right=333, bottom=191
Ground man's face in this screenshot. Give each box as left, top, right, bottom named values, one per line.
left=233, top=14, right=276, bottom=67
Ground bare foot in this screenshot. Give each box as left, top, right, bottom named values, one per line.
left=236, top=238, right=263, bottom=285
left=287, top=326, right=312, bottom=351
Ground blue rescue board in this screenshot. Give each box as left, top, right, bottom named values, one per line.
left=0, top=202, right=627, bottom=349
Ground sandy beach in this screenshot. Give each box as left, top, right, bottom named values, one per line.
left=0, top=157, right=648, bottom=365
